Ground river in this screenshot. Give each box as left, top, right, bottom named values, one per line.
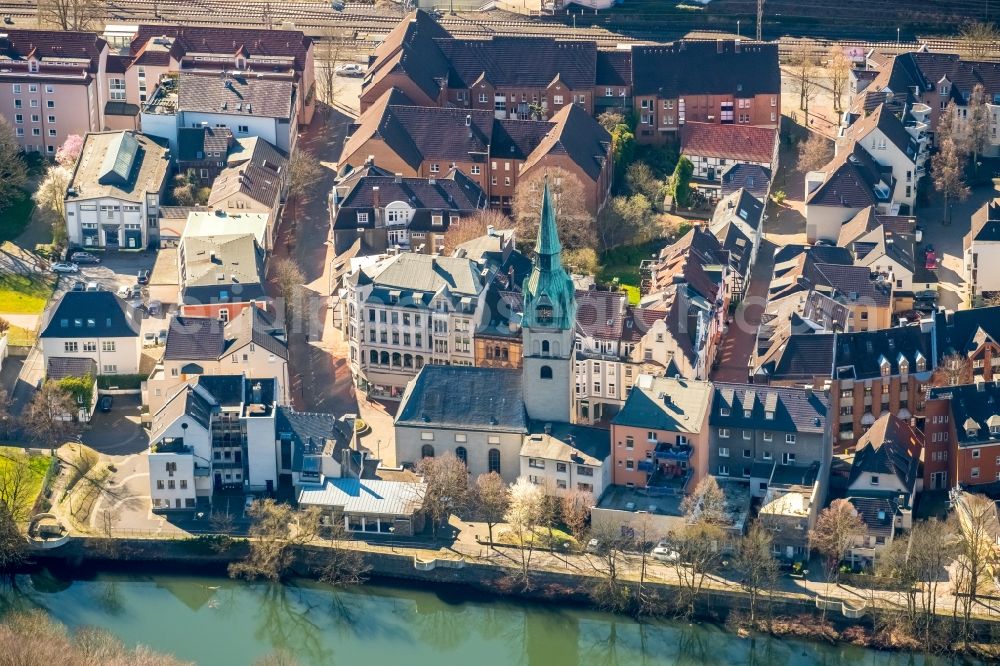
left=0, top=570, right=980, bottom=666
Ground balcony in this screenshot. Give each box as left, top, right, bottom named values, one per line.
left=151, top=439, right=191, bottom=455
left=654, top=442, right=693, bottom=462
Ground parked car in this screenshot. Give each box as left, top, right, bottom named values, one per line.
left=84, top=281, right=100, bottom=291
left=137, top=269, right=150, bottom=285
left=924, top=246, right=937, bottom=270
left=116, top=284, right=133, bottom=299
left=143, top=331, right=157, bottom=347
left=651, top=541, right=680, bottom=563
left=99, top=396, right=113, bottom=412
left=71, top=280, right=86, bottom=291
left=156, top=329, right=168, bottom=345
left=148, top=299, right=163, bottom=317
left=70, top=251, right=101, bottom=264
left=51, top=262, right=79, bottom=274
left=335, top=63, right=364, bottom=77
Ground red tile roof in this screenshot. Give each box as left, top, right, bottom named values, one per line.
left=680, top=122, right=777, bottom=165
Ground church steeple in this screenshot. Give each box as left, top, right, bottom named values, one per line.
left=522, top=180, right=577, bottom=330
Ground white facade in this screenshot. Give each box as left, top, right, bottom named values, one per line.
left=65, top=193, right=161, bottom=250
left=967, top=238, right=1000, bottom=302
left=245, top=411, right=279, bottom=491
left=520, top=449, right=610, bottom=499
left=148, top=413, right=211, bottom=510
left=40, top=334, right=140, bottom=376
left=142, top=108, right=294, bottom=155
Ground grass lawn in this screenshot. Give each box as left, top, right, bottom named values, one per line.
left=597, top=239, right=669, bottom=305
left=6, top=324, right=36, bottom=347
left=0, top=272, right=56, bottom=315
left=499, top=526, right=579, bottom=550
left=0, top=192, right=34, bottom=244
left=0, top=447, right=54, bottom=520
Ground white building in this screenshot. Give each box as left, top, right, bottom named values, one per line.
left=141, top=71, right=297, bottom=154
left=344, top=252, right=487, bottom=400
left=520, top=424, right=611, bottom=499
left=39, top=290, right=141, bottom=377
left=967, top=199, right=1000, bottom=303
left=64, top=131, right=170, bottom=249
left=148, top=375, right=356, bottom=509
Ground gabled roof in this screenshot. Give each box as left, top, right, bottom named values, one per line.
left=806, top=143, right=889, bottom=209
left=164, top=316, right=226, bottom=360
left=596, top=49, right=632, bottom=87
left=850, top=413, right=920, bottom=492
left=177, top=125, right=234, bottom=162
left=575, top=289, right=626, bottom=340
left=364, top=10, right=452, bottom=102
left=935, top=306, right=1000, bottom=359
left=225, top=306, right=287, bottom=359
left=612, top=375, right=712, bottom=433
left=841, top=103, right=917, bottom=160
left=929, top=380, right=1000, bottom=447
left=276, top=407, right=353, bottom=474
left=395, top=365, right=527, bottom=433
left=180, top=233, right=266, bottom=303
left=711, top=188, right=765, bottom=234
left=758, top=333, right=835, bottom=382
left=207, top=137, right=287, bottom=209
left=0, top=29, right=107, bottom=75
left=967, top=199, right=1000, bottom=250
left=131, top=25, right=313, bottom=74
left=711, top=382, right=828, bottom=433
left=721, top=163, right=772, bottom=200
left=518, top=103, right=611, bottom=182
left=360, top=252, right=484, bottom=301
left=178, top=71, right=294, bottom=119
left=631, top=41, right=780, bottom=98
left=833, top=326, right=932, bottom=380
left=523, top=422, right=611, bottom=466
left=46, top=357, right=97, bottom=380
left=436, top=36, right=597, bottom=90
left=680, top=122, right=777, bottom=165
left=40, top=291, right=140, bottom=339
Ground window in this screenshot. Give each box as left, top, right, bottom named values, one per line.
left=64, top=342, right=78, bottom=353
left=237, top=125, right=249, bottom=133
left=420, top=444, right=435, bottom=458
left=540, top=365, right=553, bottom=380
left=356, top=212, right=368, bottom=224
left=455, top=446, right=467, bottom=465
left=479, top=93, right=488, bottom=103
left=553, top=94, right=563, bottom=105
left=972, top=449, right=981, bottom=459
left=529, top=458, right=545, bottom=469
left=785, top=434, right=796, bottom=444
left=870, top=475, right=880, bottom=486
left=488, top=448, right=501, bottom=474
left=718, top=428, right=730, bottom=438
left=743, top=430, right=751, bottom=440
left=743, top=449, right=752, bottom=458
left=82, top=342, right=96, bottom=352
left=471, top=165, right=481, bottom=175
left=762, top=432, right=772, bottom=442
left=12, top=84, right=20, bottom=94
left=718, top=465, right=730, bottom=476
left=420, top=432, right=434, bottom=441
left=972, top=467, right=981, bottom=479
left=102, top=340, right=115, bottom=353
left=719, top=447, right=730, bottom=458
left=103, top=364, right=117, bottom=374
left=625, top=436, right=634, bottom=449
left=430, top=163, right=440, bottom=173
left=762, top=450, right=772, bottom=460
left=626, top=459, right=634, bottom=470
left=782, top=452, right=796, bottom=465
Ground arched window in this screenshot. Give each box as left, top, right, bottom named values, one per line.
left=380, top=351, right=390, bottom=365
left=404, top=354, right=413, bottom=368
left=392, top=352, right=402, bottom=367
left=488, top=448, right=501, bottom=474
left=540, top=365, right=553, bottom=379
left=494, top=345, right=501, bottom=359
left=421, top=444, right=435, bottom=458
left=455, top=446, right=467, bottom=465
left=369, top=350, right=378, bottom=365
left=541, top=340, right=550, bottom=354
left=415, top=355, right=425, bottom=369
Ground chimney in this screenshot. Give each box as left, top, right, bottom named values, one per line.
left=717, top=38, right=724, bottom=53
left=734, top=39, right=741, bottom=53
left=804, top=385, right=813, bottom=398
left=487, top=224, right=495, bottom=236
left=394, top=172, right=402, bottom=183
left=365, top=155, right=374, bottom=167
left=372, top=185, right=380, bottom=209
left=251, top=382, right=262, bottom=404
left=429, top=177, right=436, bottom=185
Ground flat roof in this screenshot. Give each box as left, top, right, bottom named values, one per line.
left=297, top=477, right=426, bottom=517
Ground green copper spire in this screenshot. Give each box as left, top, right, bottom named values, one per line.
left=522, top=178, right=577, bottom=330
left=534, top=179, right=562, bottom=257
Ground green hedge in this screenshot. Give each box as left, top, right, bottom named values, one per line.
left=97, top=374, right=145, bottom=390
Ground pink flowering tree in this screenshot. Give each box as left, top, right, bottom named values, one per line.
left=55, top=134, right=84, bottom=168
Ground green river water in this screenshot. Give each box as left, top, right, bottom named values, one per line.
left=0, top=570, right=981, bottom=666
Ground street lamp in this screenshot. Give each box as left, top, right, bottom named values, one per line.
left=737, top=20, right=741, bottom=39
left=897, top=27, right=901, bottom=47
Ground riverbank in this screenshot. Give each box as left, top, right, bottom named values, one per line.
left=24, top=535, right=1000, bottom=661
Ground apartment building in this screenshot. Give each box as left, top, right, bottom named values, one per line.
left=0, top=30, right=109, bottom=154
left=106, top=24, right=314, bottom=127
left=331, top=164, right=487, bottom=255
left=925, top=380, right=1000, bottom=490
left=177, top=233, right=267, bottom=319
left=64, top=131, right=171, bottom=250
left=935, top=306, right=1000, bottom=383
left=630, top=41, right=780, bottom=145
left=966, top=199, right=1000, bottom=303
left=679, top=122, right=778, bottom=196
left=344, top=252, right=487, bottom=399
left=838, top=207, right=934, bottom=299
left=360, top=10, right=598, bottom=117
left=340, top=90, right=612, bottom=213
left=610, top=375, right=713, bottom=488
left=520, top=424, right=611, bottom=499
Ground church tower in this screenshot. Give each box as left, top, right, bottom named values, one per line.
left=521, top=180, right=576, bottom=424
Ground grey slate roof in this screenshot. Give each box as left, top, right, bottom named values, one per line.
left=298, top=477, right=426, bottom=516
left=764, top=333, right=836, bottom=382
left=436, top=36, right=597, bottom=90
left=225, top=306, right=287, bottom=359
left=46, top=357, right=97, bottom=380
left=276, top=407, right=353, bottom=474
left=611, top=375, right=711, bottom=433
left=164, top=316, right=226, bottom=360
left=395, top=365, right=527, bottom=433
left=523, top=422, right=611, bottom=466
left=710, top=383, right=828, bottom=434
left=360, top=252, right=484, bottom=307
left=935, top=306, right=1000, bottom=360
left=928, top=381, right=1000, bottom=448
left=631, top=41, right=780, bottom=97
left=40, top=291, right=140, bottom=339
left=721, top=163, right=771, bottom=200
left=180, top=233, right=266, bottom=304
left=849, top=413, right=920, bottom=491
left=178, top=71, right=294, bottom=119
left=833, top=326, right=931, bottom=380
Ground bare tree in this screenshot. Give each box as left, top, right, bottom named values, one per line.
left=254, top=651, right=300, bottom=666
left=585, top=520, right=633, bottom=613
left=287, top=151, right=324, bottom=208
left=504, top=477, right=545, bottom=589
left=315, top=30, right=346, bottom=107
left=271, top=257, right=305, bottom=328
left=596, top=110, right=625, bottom=134
left=22, top=380, right=79, bottom=448
left=733, top=521, right=779, bottom=625
left=415, top=453, right=470, bottom=539
left=930, top=353, right=973, bottom=387
left=932, top=136, right=971, bottom=225
left=797, top=131, right=834, bottom=173
left=788, top=41, right=820, bottom=121
left=560, top=488, right=593, bottom=539
left=810, top=498, right=865, bottom=598
left=960, top=20, right=1000, bottom=60
left=443, top=209, right=510, bottom=254
left=952, top=491, right=998, bottom=646
left=935, top=101, right=963, bottom=149
left=34, top=165, right=72, bottom=249
left=512, top=167, right=596, bottom=251
left=828, top=46, right=853, bottom=113
left=313, top=520, right=370, bottom=587
left=229, top=500, right=320, bottom=582
left=0, top=118, right=28, bottom=215
left=37, top=0, right=103, bottom=30
left=0, top=388, right=11, bottom=440
left=473, top=471, right=509, bottom=546
left=680, top=476, right=728, bottom=525
left=0, top=505, right=27, bottom=573
left=669, top=521, right=726, bottom=618
left=966, top=83, right=991, bottom=166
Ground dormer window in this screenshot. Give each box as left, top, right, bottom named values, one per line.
left=968, top=427, right=979, bottom=438
left=990, top=425, right=1000, bottom=436
left=720, top=407, right=730, bottom=416
left=744, top=409, right=751, bottom=418
left=29, top=59, right=38, bottom=73
left=879, top=356, right=891, bottom=376
left=432, top=214, right=443, bottom=226
left=915, top=353, right=926, bottom=372
left=765, top=410, right=775, bottom=420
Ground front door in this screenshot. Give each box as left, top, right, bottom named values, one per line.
left=266, top=479, right=274, bottom=494
left=931, top=471, right=947, bottom=490
left=214, top=473, right=222, bottom=490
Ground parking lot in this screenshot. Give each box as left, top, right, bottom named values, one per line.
left=82, top=394, right=148, bottom=456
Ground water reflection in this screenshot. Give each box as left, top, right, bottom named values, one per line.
left=0, top=571, right=978, bottom=666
